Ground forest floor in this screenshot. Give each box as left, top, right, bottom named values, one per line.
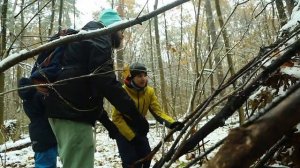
left=0, top=115, right=239, bottom=168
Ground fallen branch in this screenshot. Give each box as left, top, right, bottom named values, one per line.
left=172, top=37, right=300, bottom=160
left=207, top=84, right=300, bottom=168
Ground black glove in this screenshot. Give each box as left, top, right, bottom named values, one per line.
left=98, top=110, right=119, bottom=139
left=169, top=121, right=184, bottom=131
left=129, top=115, right=149, bottom=136
left=17, top=77, right=36, bottom=100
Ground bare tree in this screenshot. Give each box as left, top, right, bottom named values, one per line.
left=58, top=0, right=64, bottom=32
left=205, top=0, right=224, bottom=89
left=0, top=0, right=8, bottom=144
left=214, top=0, right=245, bottom=124
left=275, top=0, right=287, bottom=27
left=186, top=0, right=202, bottom=113
left=48, top=0, right=56, bottom=36
left=285, top=0, right=294, bottom=17
left=116, top=0, right=125, bottom=82
left=148, top=17, right=157, bottom=89
left=154, top=0, right=169, bottom=114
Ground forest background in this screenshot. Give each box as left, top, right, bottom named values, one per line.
left=1, top=0, right=300, bottom=167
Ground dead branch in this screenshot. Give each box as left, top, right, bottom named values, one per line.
left=206, top=84, right=300, bottom=168
left=172, top=37, right=300, bottom=160
left=254, top=136, right=288, bottom=168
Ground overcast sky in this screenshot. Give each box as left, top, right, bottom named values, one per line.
left=75, top=0, right=179, bottom=28
left=75, top=0, right=111, bottom=27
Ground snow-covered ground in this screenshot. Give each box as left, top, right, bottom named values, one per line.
left=0, top=117, right=238, bottom=168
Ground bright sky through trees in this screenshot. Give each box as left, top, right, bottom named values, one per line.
left=76, top=0, right=110, bottom=27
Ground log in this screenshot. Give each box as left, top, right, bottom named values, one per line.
left=206, top=86, right=300, bottom=168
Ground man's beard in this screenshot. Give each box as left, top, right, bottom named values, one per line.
left=111, top=32, right=122, bottom=49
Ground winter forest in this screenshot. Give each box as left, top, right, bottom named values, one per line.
left=1, top=0, right=300, bottom=167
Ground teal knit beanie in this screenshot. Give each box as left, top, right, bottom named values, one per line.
left=98, top=9, right=122, bottom=26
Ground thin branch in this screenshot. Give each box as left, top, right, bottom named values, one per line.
left=14, top=0, right=38, bottom=18
left=5, top=0, right=52, bottom=57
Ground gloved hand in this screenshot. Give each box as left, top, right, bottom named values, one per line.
left=169, top=121, right=184, bottom=131
left=98, top=110, right=119, bottom=139
left=17, top=77, right=36, bottom=100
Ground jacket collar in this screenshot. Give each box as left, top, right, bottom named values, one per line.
left=124, top=77, right=146, bottom=92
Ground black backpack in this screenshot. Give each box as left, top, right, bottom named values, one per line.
left=30, top=29, right=79, bottom=83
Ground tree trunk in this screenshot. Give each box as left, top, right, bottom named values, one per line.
left=154, top=0, right=169, bottom=114
left=148, top=17, right=157, bottom=89
left=58, top=0, right=64, bottom=32
left=48, top=0, right=56, bottom=36
left=285, top=0, right=294, bottom=17
left=214, top=0, right=245, bottom=124
left=116, top=0, right=125, bottom=82
left=186, top=0, right=202, bottom=113
left=38, top=0, right=43, bottom=44
left=206, top=13, right=214, bottom=98
left=0, top=0, right=8, bottom=144
left=205, top=0, right=224, bottom=88
left=173, top=5, right=183, bottom=117
left=275, top=0, right=287, bottom=27
left=163, top=12, right=176, bottom=117
left=207, top=85, right=300, bottom=168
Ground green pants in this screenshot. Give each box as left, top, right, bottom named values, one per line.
left=49, top=118, right=95, bottom=168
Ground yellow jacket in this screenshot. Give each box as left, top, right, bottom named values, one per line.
left=112, top=85, right=175, bottom=141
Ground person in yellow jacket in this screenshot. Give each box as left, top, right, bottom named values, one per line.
left=112, top=62, right=184, bottom=168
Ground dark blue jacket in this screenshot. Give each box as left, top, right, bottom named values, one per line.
left=23, top=93, right=57, bottom=152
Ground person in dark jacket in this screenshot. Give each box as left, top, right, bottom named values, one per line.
left=43, top=9, right=149, bottom=168
left=18, top=78, right=58, bottom=168
left=112, top=63, right=184, bottom=168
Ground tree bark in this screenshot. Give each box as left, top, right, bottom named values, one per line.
left=275, top=0, right=287, bottom=27
left=173, top=5, right=183, bottom=116
left=204, top=0, right=224, bottom=88
left=148, top=17, right=157, bottom=89
left=0, top=0, right=8, bottom=144
left=163, top=12, right=175, bottom=117
left=38, top=0, right=43, bottom=44
left=186, top=0, right=202, bottom=113
left=154, top=0, right=169, bottom=114
left=58, top=0, right=64, bottom=32
left=214, top=0, right=245, bottom=124
left=285, top=0, right=294, bottom=17
left=207, top=85, right=300, bottom=168
left=116, top=0, right=125, bottom=82
left=48, top=0, right=56, bottom=36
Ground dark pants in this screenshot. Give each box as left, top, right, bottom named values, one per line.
left=116, top=134, right=151, bottom=168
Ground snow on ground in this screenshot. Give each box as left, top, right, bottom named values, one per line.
left=0, top=116, right=239, bottom=168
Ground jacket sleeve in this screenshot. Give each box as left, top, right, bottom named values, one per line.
left=112, top=107, right=136, bottom=141
left=86, top=36, right=147, bottom=129
left=148, top=87, right=175, bottom=128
